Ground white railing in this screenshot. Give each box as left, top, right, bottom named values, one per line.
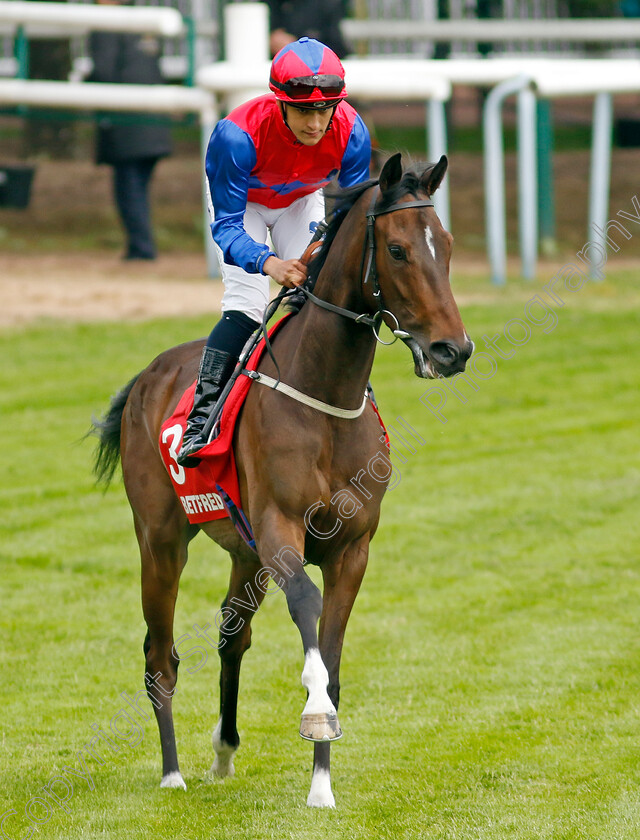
left=341, top=18, right=640, bottom=47
left=332, top=55, right=640, bottom=284
left=2, top=1, right=638, bottom=283
left=0, top=78, right=212, bottom=113
left=0, top=0, right=215, bottom=270
left=0, top=1, right=184, bottom=37
left=483, top=60, right=640, bottom=283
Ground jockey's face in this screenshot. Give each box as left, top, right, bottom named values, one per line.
left=282, top=104, right=333, bottom=145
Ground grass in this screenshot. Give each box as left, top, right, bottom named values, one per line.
left=1, top=268, right=640, bottom=839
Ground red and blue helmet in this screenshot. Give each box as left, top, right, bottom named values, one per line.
left=269, top=37, right=348, bottom=109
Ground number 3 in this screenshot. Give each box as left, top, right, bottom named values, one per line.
left=162, top=424, right=186, bottom=485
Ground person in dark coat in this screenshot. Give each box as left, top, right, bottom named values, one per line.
left=265, top=1, right=351, bottom=58
left=264, top=1, right=382, bottom=172
left=89, top=0, right=172, bottom=260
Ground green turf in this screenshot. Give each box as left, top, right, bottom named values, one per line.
left=1, top=268, right=639, bottom=839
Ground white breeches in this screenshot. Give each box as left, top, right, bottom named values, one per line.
left=214, top=190, right=325, bottom=323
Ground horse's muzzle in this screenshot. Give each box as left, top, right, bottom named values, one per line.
left=428, top=338, right=473, bottom=377
left=404, top=335, right=473, bottom=379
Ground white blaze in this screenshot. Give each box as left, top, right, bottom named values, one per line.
left=425, top=225, right=436, bottom=260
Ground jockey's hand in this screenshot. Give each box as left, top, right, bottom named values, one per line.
left=263, top=256, right=307, bottom=289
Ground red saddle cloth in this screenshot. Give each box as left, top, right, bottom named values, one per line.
left=159, top=317, right=291, bottom=525
left=159, top=314, right=389, bottom=529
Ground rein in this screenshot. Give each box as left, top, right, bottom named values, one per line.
left=200, top=185, right=437, bottom=441
left=247, top=187, right=437, bottom=420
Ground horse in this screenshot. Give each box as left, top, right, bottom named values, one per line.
left=91, top=152, right=473, bottom=808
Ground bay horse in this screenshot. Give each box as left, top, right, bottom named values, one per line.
left=92, top=153, right=472, bottom=808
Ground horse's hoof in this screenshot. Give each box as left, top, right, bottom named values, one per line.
left=307, top=767, right=336, bottom=807
left=299, top=713, right=343, bottom=742
left=160, top=771, right=187, bottom=790
left=307, top=789, right=336, bottom=808
left=210, top=718, right=236, bottom=778
left=208, top=750, right=236, bottom=779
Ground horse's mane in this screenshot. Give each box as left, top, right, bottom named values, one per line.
left=285, top=162, right=435, bottom=314
left=285, top=177, right=376, bottom=314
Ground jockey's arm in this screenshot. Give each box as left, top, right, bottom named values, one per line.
left=206, top=121, right=276, bottom=274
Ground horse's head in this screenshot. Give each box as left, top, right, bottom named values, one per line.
left=364, top=153, right=473, bottom=379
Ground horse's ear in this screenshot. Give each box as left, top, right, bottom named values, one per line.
left=378, top=153, right=403, bottom=194
left=421, top=155, right=448, bottom=196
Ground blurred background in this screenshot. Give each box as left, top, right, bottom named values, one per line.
left=1, top=0, right=640, bottom=268
left=3, top=11, right=640, bottom=833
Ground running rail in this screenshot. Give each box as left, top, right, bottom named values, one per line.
left=483, top=75, right=537, bottom=286
left=0, top=79, right=212, bottom=113
left=0, top=1, right=184, bottom=37
left=341, top=18, right=640, bottom=45
left=483, top=62, right=640, bottom=284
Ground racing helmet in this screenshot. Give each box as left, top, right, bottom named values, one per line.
left=269, top=37, right=348, bottom=110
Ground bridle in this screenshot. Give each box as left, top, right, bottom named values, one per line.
left=300, top=185, right=435, bottom=345
left=203, top=185, right=438, bottom=439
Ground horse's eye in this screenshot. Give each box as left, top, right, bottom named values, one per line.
left=388, top=244, right=406, bottom=261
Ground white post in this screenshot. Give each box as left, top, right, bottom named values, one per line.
left=483, top=75, right=532, bottom=286
left=588, top=92, right=613, bottom=280
left=427, top=98, right=450, bottom=232
left=200, top=101, right=220, bottom=278
left=206, top=3, right=269, bottom=276
left=484, top=86, right=506, bottom=287
left=224, top=2, right=269, bottom=111
left=517, top=86, right=537, bottom=280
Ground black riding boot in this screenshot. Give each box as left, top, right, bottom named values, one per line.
left=177, top=346, right=238, bottom=467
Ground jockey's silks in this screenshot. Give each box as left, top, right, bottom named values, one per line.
left=205, top=94, right=370, bottom=274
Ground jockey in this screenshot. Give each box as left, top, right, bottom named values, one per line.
left=178, top=36, right=372, bottom=466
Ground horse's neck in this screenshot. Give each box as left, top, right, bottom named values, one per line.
left=283, top=250, right=376, bottom=408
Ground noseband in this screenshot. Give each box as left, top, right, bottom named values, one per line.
left=301, top=186, right=435, bottom=345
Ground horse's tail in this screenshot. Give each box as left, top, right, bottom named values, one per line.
left=91, top=374, right=141, bottom=487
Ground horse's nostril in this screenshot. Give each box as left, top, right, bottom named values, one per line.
left=428, top=340, right=460, bottom=367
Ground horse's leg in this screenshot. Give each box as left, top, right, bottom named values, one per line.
left=209, top=552, right=265, bottom=779
left=307, top=533, right=370, bottom=808
left=137, top=511, right=195, bottom=790
left=256, top=510, right=341, bottom=745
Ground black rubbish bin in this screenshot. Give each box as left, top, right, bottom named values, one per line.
left=0, top=165, right=36, bottom=209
